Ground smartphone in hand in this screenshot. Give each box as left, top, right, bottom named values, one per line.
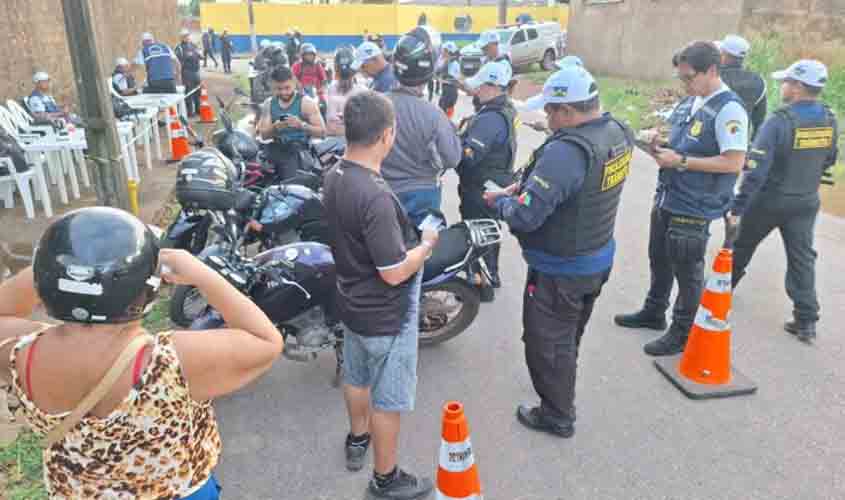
left=418, top=213, right=445, bottom=233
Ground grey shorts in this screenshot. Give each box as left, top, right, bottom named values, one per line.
left=343, top=272, right=422, bottom=412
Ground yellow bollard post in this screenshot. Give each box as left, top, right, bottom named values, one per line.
left=127, top=180, right=140, bottom=216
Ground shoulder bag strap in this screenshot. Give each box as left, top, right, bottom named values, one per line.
left=45, top=334, right=153, bottom=447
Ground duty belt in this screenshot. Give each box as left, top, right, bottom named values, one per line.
left=668, top=215, right=708, bottom=226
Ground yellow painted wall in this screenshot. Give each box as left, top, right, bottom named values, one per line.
left=200, top=3, right=569, bottom=36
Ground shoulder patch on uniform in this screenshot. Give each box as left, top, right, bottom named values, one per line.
left=746, top=159, right=757, bottom=170
left=518, top=192, right=532, bottom=206
left=689, top=120, right=703, bottom=137
left=726, top=120, right=743, bottom=135
left=464, top=147, right=474, bottom=158
left=531, top=175, right=550, bottom=190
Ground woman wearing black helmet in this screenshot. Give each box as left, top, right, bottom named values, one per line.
left=326, top=47, right=367, bottom=137
left=0, top=207, right=282, bottom=499
left=381, top=26, right=461, bottom=226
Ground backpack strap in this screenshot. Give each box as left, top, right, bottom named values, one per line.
left=45, top=334, right=153, bottom=447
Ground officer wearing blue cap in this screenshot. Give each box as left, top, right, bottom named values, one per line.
left=135, top=32, right=180, bottom=94
left=615, top=41, right=748, bottom=356
left=730, top=60, right=838, bottom=343
left=457, top=61, right=517, bottom=302
left=485, top=66, right=634, bottom=438
left=716, top=35, right=768, bottom=140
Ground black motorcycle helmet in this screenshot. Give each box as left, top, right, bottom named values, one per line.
left=33, top=207, right=161, bottom=324
left=176, top=148, right=239, bottom=211
left=214, top=129, right=260, bottom=162
left=335, top=47, right=355, bottom=80
left=393, top=26, right=437, bottom=87
left=269, top=47, right=289, bottom=68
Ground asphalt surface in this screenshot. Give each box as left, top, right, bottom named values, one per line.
left=213, top=89, right=845, bottom=499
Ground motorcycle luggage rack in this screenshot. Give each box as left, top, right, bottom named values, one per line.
left=465, top=219, right=503, bottom=248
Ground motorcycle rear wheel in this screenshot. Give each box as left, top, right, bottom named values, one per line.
left=419, top=279, right=480, bottom=346
left=169, top=285, right=209, bottom=328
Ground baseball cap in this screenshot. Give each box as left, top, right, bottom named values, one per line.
left=718, top=35, right=750, bottom=58
left=115, top=57, right=129, bottom=66
left=465, top=61, right=513, bottom=89
left=524, top=65, right=599, bottom=111
left=32, top=71, right=49, bottom=83
left=141, top=32, right=154, bottom=42
left=479, top=30, right=499, bottom=47
left=180, top=28, right=190, bottom=36
left=443, top=41, right=459, bottom=54
left=555, top=55, right=584, bottom=69
left=772, top=59, right=828, bottom=88
left=351, top=41, right=382, bottom=70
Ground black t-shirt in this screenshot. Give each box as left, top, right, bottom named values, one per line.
left=324, top=160, right=420, bottom=336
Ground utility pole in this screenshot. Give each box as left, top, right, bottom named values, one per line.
left=248, top=0, right=258, bottom=54
left=498, top=0, right=507, bottom=25
left=61, top=0, right=131, bottom=210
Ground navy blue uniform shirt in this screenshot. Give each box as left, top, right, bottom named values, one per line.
left=460, top=108, right=510, bottom=170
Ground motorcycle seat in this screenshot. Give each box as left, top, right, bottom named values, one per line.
left=312, top=137, right=345, bottom=157
left=423, top=224, right=471, bottom=282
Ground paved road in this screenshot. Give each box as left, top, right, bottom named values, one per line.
left=214, top=93, right=845, bottom=500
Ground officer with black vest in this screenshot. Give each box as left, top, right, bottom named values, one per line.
left=614, top=42, right=748, bottom=356
left=135, top=32, right=181, bottom=94
left=473, top=30, right=514, bottom=111
left=716, top=35, right=768, bottom=140
left=484, top=66, right=633, bottom=438
left=730, top=60, right=838, bottom=343
left=175, top=29, right=203, bottom=118
left=457, top=61, right=517, bottom=302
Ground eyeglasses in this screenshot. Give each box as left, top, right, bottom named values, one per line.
left=676, top=70, right=700, bottom=83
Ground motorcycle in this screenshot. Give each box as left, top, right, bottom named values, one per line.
left=170, top=214, right=503, bottom=385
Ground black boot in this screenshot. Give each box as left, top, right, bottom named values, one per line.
left=516, top=404, right=574, bottom=438
left=784, top=320, right=816, bottom=343
left=614, top=308, right=667, bottom=331
left=643, top=325, right=688, bottom=356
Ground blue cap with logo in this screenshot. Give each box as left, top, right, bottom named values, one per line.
left=351, top=42, right=383, bottom=70
left=772, top=59, right=828, bottom=88
left=465, top=61, right=513, bottom=89
left=524, top=65, right=598, bottom=111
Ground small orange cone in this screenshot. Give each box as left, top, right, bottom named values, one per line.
left=169, top=106, right=191, bottom=162
left=199, top=83, right=216, bottom=123
left=437, top=401, right=482, bottom=500
left=654, top=249, right=757, bottom=400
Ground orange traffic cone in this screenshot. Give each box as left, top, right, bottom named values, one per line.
left=199, top=83, right=216, bottom=123
left=437, top=401, right=482, bottom=500
left=654, top=249, right=757, bottom=400
left=169, top=107, right=191, bottom=162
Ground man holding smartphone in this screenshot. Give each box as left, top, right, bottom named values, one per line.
left=258, top=66, right=325, bottom=182
left=324, top=91, right=437, bottom=499
left=457, top=61, right=517, bottom=302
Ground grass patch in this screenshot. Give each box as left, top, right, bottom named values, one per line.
left=0, top=430, right=47, bottom=500
left=143, top=287, right=173, bottom=332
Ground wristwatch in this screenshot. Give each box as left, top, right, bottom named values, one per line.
left=677, top=154, right=689, bottom=172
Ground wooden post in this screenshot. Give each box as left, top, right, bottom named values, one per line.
left=498, top=0, right=507, bottom=25
left=61, top=0, right=131, bottom=211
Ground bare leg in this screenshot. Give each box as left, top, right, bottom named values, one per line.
left=370, top=410, right=400, bottom=475
left=344, top=383, right=371, bottom=436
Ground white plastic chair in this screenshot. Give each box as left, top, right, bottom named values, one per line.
left=0, top=156, right=53, bottom=219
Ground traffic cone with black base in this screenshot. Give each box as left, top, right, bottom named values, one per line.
left=654, top=249, right=757, bottom=400
left=199, top=83, right=216, bottom=123
left=437, top=401, right=482, bottom=500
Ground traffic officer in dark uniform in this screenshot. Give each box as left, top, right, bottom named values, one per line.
left=615, top=41, right=748, bottom=356
left=729, top=60, right=838, bottom=343
left=716, top=35, right=768, bottom=140
left=135, top=32, right=180, bottom=94
left=175, top=29, right=203, bottom=118
left=457, top=61, right=517, bottom=302
left=484, top=66, right=634, bottom=438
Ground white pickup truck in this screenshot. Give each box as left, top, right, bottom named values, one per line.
left=459, top=22, right=566, bottom=76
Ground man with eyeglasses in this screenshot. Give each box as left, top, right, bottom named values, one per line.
left=615, top=41, right=748, bottom=357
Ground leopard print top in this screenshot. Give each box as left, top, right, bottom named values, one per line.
left=8, top=329, right=221, bottom=499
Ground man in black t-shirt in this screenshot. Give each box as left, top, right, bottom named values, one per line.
left=324, top=91, right=438, bottom=500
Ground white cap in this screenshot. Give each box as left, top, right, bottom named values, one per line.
left=772, top=59, right=829, bottom=88
left=32, top=71, right=49, bottom=83
left=718, top=35, right=750, bottom=58
left=115, top=57, right=129, bottom=66
left=479, top=30, right=500, bottom=48
left=712, top=40, right=722, bottom=51
left=524, top=65, right=598, bottom=111
left=443, top=41, right=459, bottom=54
left=142, top=32, right=154, bottom=42
left=555, top=55, right=583, bottom=69
left=350, top=42, right=382, bottom=70
left=260, top=39, right=271, bottom=48
left=466, top=61, right=513, bottom=89
left=180, top=28, right=191, bottom=37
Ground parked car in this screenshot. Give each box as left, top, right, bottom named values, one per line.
left=459, top=22, right=566, bottom=76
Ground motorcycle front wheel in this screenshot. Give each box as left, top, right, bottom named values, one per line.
left=169, top=285, right=210, bottom=328
left=419, top=279, right=480, bottom=346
